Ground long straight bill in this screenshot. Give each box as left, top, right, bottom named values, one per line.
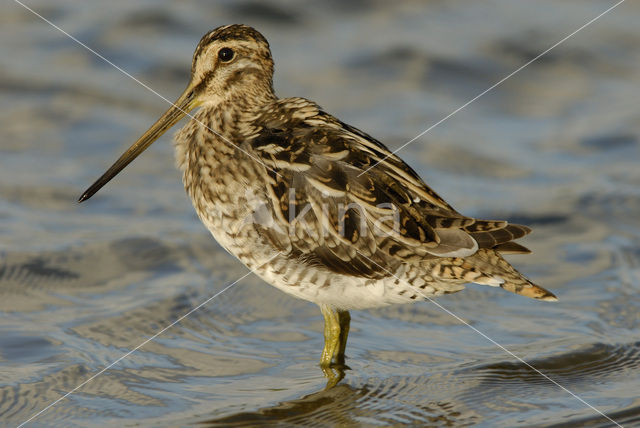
left=78, top=87, right=197, bottom=202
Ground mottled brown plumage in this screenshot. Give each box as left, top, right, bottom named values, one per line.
left=80, top=25, right=557, bottom=382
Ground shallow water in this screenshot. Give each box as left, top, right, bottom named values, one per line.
left=1, top=1, right=640, bottom=426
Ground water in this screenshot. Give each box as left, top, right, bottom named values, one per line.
left=1, top=0, right=639, bottom=426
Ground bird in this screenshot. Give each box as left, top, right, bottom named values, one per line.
left=79, top=24, right=557, bottom=385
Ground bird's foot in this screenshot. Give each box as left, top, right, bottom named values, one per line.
left=321, top=363, right=348, bottom=389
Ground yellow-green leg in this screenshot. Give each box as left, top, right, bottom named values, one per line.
left=334, top=310, right=350, bottom=366
left=319, top=305, right=350, bottom=387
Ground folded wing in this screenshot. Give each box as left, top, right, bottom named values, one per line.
left=244, top=98, right=531, bottom=279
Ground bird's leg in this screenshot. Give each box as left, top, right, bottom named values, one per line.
left=319, top=305, right=350, bottom=389
left=319, top=305, right=351, bottom=367
left=320, top=305, right=340, bottom=368
left=334, top=310, right=350, bottom=366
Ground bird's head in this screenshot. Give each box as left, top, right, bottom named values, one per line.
left=190, top=24, right=274, bottom=106
left=79, top=24, right=274, bottom=202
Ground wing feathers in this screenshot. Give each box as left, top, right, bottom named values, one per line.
left=471, top=224, right=531, bottom=249
left=248, top=99, right=533, bottom=278
left=427, top=229, right=479, bottom=257
left=493, top=242, right=531, bottom=254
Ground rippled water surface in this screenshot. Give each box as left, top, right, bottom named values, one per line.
left=2, top=1, right=640, bottom=426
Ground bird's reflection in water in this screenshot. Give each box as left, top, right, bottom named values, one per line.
left=199, top=377, right=470, bottom=427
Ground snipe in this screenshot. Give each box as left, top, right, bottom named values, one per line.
left=80, top=24, right=557, bottom=386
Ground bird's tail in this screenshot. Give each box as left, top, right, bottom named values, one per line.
left=470, top=249, right=558, bottom=302
left=499, top=276, right=558, bottom=301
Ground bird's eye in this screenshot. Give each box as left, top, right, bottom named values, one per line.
left=218, top=47, right=234, bottom=62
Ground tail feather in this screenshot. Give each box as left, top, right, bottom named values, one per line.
left=470, top=249, right=558, bottom=302
left=500, top=280, right=558, bottom=301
